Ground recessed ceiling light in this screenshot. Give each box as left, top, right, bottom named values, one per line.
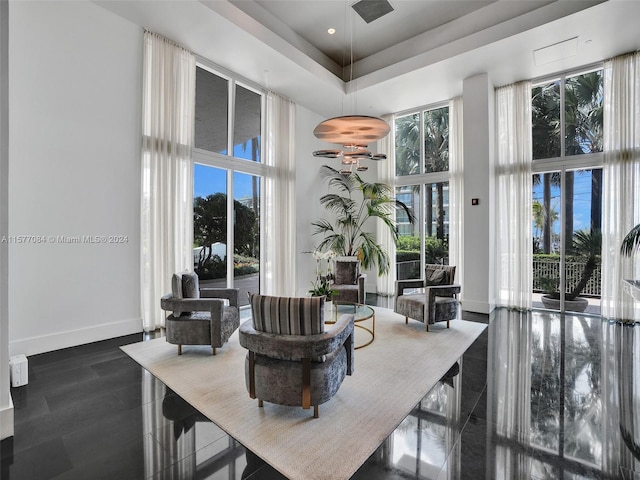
left=327, top=28, right=336, bottom=35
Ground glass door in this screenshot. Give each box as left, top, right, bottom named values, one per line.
left=194, top=164, right=261, bottom=307
left=532, top=169, right=602, bottom=314
left=395, top=182, right=450, bottom=281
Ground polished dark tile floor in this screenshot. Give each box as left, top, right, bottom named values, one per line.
left=2, top=301, right=639, bottom=479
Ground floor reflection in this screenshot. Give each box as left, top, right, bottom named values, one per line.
left=485, top=310, right=640, bottom=480
left=353, top=309, right=640, bottom=479
left=6, top=308, right=640, bottom=479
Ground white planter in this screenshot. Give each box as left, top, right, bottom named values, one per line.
left=540, top=294, right=588, bottom=312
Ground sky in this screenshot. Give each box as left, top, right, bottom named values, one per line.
left=194, top=164, right=259, bottom=200
left=531, top=169, right=597, bottom=238
left=194, top=140, right=260, bottom=200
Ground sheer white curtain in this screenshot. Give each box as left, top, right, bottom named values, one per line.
left=601, top=51, right=640, bottom=322
left=487, top=309, right=532, bottom=478
left=262, top=91, right=296, bottom=296
left=495, top=81, right=533, bottom=310
left=140, top=31, right=195, bottom=331
left=376, top=114, right=396, bottom=296
left=449, top=97, right=464, bottom=289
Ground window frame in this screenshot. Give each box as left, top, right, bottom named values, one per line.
left=394, top=101, right=452, bottom=276
left=531, top=62, right=604, bottom=174
left=530, top=65, right=605, bottom=312
left=193, top=58, right=269, bottom=293
left=395, top=101, right=450, bottom=183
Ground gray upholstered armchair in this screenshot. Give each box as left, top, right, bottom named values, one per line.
left=394, top=264, right=460, bottom=331
left=160, top=272, right=240, bottom=355
left=331, top=257, right=366, bottom=304
left=239, top=294, right=355, bottom=418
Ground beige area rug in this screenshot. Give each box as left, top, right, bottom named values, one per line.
left=122, top=307, right=486, bottom=480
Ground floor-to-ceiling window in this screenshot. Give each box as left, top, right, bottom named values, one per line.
left=193, top=62, right=265, bottom=306
left=395, top=104, right=451, bottom=280
left=531, top=68, right=603, bottom=315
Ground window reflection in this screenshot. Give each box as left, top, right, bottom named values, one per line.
left=195, top=67, right=229, bottom=154
left=384, top=360, right=462, bottom=478
left=488, top=310, right=632, bottom=479
left=141, top=372, right=247, bottom=479
left=233, top=85, right=261, bottom=162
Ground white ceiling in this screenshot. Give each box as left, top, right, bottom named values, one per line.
left=95, top=0, right=640, bottom=119
left=230, top=0, right=500, bottom=72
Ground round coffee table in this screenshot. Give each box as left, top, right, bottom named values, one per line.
left=326, top=302, right=375, bottom=349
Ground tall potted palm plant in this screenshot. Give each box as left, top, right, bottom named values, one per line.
left=539, top=229, right=601, bottom=312
left=312, top=165, right=414, bottom=276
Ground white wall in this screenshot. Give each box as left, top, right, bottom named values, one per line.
left=462, top=73, right=496, bottom=313
left=1, top=0, right=13, bottom=441
left=8, top=1, right=143, bottom=355
left=294, top=104, right=327, bottom=296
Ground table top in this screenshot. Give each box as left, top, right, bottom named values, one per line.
left=326, top=302, right=374, bottom=323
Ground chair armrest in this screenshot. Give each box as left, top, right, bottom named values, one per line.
left=395, top=279, right=425, bottom=296
left=160, top=294, right=226, bottom=314
left=200, top=288, right=239, bottom=308
left=427, top=285, right=461, bottom=319
left=239, top=314, right=355, bottom=361
left=426, top=284, right=461, bottom=299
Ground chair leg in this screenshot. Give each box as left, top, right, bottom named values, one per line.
left=302, top=358, right=311, bottom=410
left=425, top=323, right=429, bottom=332
left=212, top=347, right=216, bottom=355
left=248, top=351, right=256, bottom=399
left=178, top=344, right=182, bottom=355
left=447, top=320, right=450, bottom=328
left=258, top=399, right=263, bottom=408
left=405, top=316, right=408, bottom=324
left=314, top=405, right=319, bottom=418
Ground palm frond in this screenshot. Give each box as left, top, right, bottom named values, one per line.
left=311, top=219, right=335, bottom=235
left=319, top=193, right=356, bottom=215
left=319, top=165, right=355, bottom=194
left=571, top=229, right=601, bottom=257
left=357, top=232, right=390, bottom=275
left=359, top=180, right=394, bottom=200
left=621, top=223, right=640, bottom=256
left=316, top=234, right=346, bottom=256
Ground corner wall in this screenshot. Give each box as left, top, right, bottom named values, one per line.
left=8, top=1, right=143, bottom=355
left=462, top=73, right=496, bottom=313
left=294, top=104, right=327, bottom=296
left=1, top=0, right=13, bottom=440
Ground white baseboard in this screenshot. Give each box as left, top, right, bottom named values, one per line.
left=9, top=317, right=142, bottom=357
left=0, top=395, right=14, bottom=440
left=461, top=299, right=495, bottom=315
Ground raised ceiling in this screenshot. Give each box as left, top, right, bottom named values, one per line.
left=232, top=0, right=499, bottom=72
left=96, top=0, right=640, bottom=118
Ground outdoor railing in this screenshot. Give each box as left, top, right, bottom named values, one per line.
left=532, top=258, right=601, bottom=297
left=399, top=258, right=602, bottom=297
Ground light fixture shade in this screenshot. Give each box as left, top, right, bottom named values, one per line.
left=313, top=115, right=390, bottom=145
left=313, top=149, right=344, bottom=158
